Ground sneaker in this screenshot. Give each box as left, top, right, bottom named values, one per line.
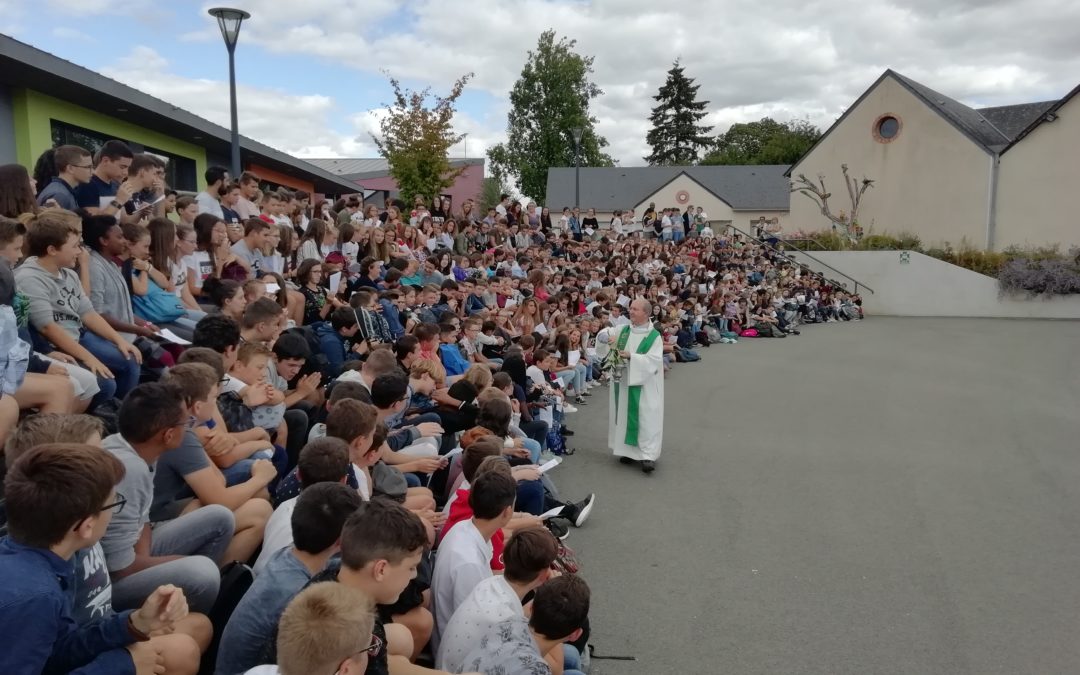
left=575, top=396, right=587, bottom=405
left=544, top=517, right=571, bottom=540
left=562, top=403, right=579, bottom=413
left=581, top=390, right=593, bottom=397
left=560, top=494, right=595, bottom=527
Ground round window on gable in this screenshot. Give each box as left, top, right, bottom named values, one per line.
left=873, top=114, right=902, bottom=143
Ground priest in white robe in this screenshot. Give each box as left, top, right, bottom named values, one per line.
left=596, top=299, right=664, bottom=472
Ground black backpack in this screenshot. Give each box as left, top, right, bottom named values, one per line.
left=200, top=562, right=254, bottom=675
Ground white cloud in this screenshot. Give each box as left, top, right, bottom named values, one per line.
left=203, top=0, right=1080, bottom=164
left=44, top=0, right=1080, bottom=166
left=97, top=46, right=503, bottom=163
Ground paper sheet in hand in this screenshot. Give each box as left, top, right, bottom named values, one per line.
left=567, top=350, right=581, bottom=366
left=265, top=283, right=281, bottom=294
left=503, top=298, right=517, bottom=309
left=329, top=272, right=342, bottom=294
left=584, top=228, right=594, bottom=236
left=538, top=456, right=562, bottom=474
left=616, top=294, right=631, bottom=308
left=534, top=323, right=548, bottom=335
left=707, top=271, right=718, bottom=278
left=156, top=328, right=191, bottom=345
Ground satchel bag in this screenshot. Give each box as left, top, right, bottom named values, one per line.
left=132, top=280, right=185, bottom=324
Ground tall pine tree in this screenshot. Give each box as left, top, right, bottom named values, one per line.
left=645, top=60, right=713, bottom=165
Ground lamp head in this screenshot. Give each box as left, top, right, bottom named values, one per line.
left=208, top=7, right=251, bottom=51
left=570, top=127, right=584, bottom=144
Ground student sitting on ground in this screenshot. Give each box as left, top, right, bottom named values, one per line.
left=437, top=322, right=471, bottom=378
left=437, top=528, right=559, bottom=673
left=0, top=440, right=195, bottom=675
left=243, top=582, right=381, bottom=675
left=314, top=306, right=367, bottom=379
left=369, top=371, right=448, bottom=474
left=252, top=437, right=352, bottom=573
left=154, top=363, right=274, bottom=566
left=189, top=317, right=285, bottom=477
left=1, top=414, right=212, bottom=675
left=224, top=342, right=289, bottom=456
left=215, top=481, right=361, bottom=675
left=457, top=574, right=591, bottom=675
left=255, top=499, right=434, bottom=673
left=99, top=382, right=235, bottom=615
left=15, top=210, right=143, bottom=400
left=430, top=463, right=518, bottom=651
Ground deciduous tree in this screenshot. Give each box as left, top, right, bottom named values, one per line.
left=372, top=73, right=473, bottom=205
left=701, top=117, right=820, bottom=166
left=488, top=30, right=612, bottom=203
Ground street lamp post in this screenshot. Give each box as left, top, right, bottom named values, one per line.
left=208, top=7, right=251, bottom=178
left=571, top=127, right=583, bottom=210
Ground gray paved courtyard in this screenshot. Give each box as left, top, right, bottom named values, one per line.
left=554, top=318, right=1080, bottom=675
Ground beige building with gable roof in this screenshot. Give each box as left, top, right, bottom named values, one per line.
left=788, top=70, right=1080, bottom=251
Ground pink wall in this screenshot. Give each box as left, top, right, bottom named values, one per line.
left=356, top=162, right=484, bottom=209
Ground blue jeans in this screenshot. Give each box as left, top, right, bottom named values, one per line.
left=110, top=504, right=234, bottom=614
left=515, top=477, right=545, bottom=515
left=564, top=644, right=584, bottom=675
left=79, top=331, right=140, bottom=399
left=221, top=448, right=275, bottom=486
left=521, top=437, right=542, bottom=464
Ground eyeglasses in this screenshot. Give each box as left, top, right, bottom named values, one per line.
left=100, top=493, right=127, bottom=515
left=172, top=415, right=196, bottom=430
left=336, top=633, right=383, bottom=673
left=72, top=163, right=94, bottom=170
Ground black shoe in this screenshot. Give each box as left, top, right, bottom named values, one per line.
left=618, top=456, right=635, bottom=465
left=559, top=494, right=595, bottom=527
left=641, top=460, right=656, bottom=473
left=561, top=427, right=575, bottom=437
left=543, top=517, right=571, bottom=540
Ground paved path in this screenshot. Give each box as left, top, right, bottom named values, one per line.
left=554, top=318, right=1080, bottom=675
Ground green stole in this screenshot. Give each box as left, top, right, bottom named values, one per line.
left=612, top=325, right=661, bottom=446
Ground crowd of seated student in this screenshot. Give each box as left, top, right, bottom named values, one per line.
left=0, top=140, right=865, bottom=674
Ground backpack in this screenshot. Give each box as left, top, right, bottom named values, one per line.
left=739, top=328, right=759, bottom=338
left=131, top=280, right=185, bottom=324
left=200, top=562, right=254, bottom=674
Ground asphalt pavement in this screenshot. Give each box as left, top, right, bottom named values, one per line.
left=554, top=317, right=1080, bottom=675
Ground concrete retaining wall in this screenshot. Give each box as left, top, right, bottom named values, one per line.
left=787, top=250, right=1080, bottom=319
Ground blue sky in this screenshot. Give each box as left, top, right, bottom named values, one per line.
left=2, top=0, right=1078, bottom=166
left=0, top=0, right=506, bottom=160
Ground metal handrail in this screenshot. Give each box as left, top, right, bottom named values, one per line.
left=776, top=236, right=826, bottom=251
left=720, top=223, right=875, bottom=295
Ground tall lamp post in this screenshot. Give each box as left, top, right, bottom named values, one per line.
left=208, top=7, right=251, bottom=178
left=571, top=127, right=583, bottom=210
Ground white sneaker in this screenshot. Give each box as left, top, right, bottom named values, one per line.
left=562, top=403, right=579, bottom=413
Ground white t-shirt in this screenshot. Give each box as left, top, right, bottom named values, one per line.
left=436, top=575, right=524, bottom=672
left=185, top=251, right=213, bottom=290
left=430, top=519, right=493, bottom=652
left=252, top=497, right=295, bottom=574
left=352, top=463, right=371, bottom=501
left=525, top=365, right=547, bottom=388
left=341, top=241, right=360, bottom=263
left=169, top=259, right=187, bottom=297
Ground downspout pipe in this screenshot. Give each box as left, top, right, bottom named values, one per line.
left=986, top=152, right=1000, bottom=251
